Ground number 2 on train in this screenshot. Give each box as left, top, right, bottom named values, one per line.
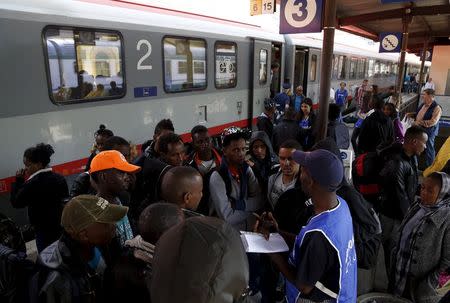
left=137, top=39, right=152, bottom=70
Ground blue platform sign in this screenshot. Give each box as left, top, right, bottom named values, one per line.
left=379, top=32, right=403, bottom=53
left=134, top=86, right=157, bottom=98
left=420, top=49, right=433, bottom=61
left=280, top=0, right=323, bottom=34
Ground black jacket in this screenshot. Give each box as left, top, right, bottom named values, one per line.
left=272, top=119, right=301, bottom=152
left=34, top=232, right=106, bottom=303
left=187, top=149, right=221, bottom=216
left=327, top=120, right=350, bottom=149
left=70, top=172, right=96, bottom=197
left=272, top=181, right=311, bottom=234
left=256, top=114, right=274, bottom=141
left=379, top=144, right=419, bottom=220
left=10, top=171, right=68, bottom=232
left=357, top=110, right=394, bottom=153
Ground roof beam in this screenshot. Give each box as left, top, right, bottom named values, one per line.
left=338, top=25, right=379, bottom=41
left=338, top=5, right=450, bottom=26
left=409, top=30, right=450, bottom=39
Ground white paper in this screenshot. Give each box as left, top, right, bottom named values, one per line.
left=240, top=231, right=289, bottom=253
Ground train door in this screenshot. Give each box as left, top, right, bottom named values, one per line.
left=250, top=39, right=272, bottom=126
left=307, top=48, right=321, bottom=104
left=271, top=42, right=282, bottom=97
left=293, top=47, right=308, bottom=95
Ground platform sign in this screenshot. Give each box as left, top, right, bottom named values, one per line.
left=262, top=0, right=275, bottom=14
left=420, top=50, right=433, bottom=61
left=250, top=0, right=262, bottom=16
left=280, top=0, right=323, bottom=34
left=379, top=32, right=402, bottom=53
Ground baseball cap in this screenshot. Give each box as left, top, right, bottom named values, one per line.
left=61, top=195, right=128, bottom=233
left=282, top=82, right=291, bottom=89
left=293, top=149, right=344, bottom=192
left=263, top=98, right=276, bottom=110
left=89, top=150, right=141, bottom=174
left=220, top=126, right=251, bottom=147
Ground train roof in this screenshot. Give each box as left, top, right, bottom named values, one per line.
left=0, top=0, right=285, bottom=42
left=288, top=31, right=431, bottom=66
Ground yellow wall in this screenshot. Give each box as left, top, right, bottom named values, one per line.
left=430, top=45, right=450, bottom=95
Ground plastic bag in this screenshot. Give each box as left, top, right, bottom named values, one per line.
left=401, top=116, right=414, bottom=131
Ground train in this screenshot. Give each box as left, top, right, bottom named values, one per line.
left=0, top=0, right=430, bottom=205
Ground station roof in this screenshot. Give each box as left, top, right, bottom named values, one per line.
left=334, top=0, right=450, bottom=55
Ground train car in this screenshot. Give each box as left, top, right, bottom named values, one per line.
left=0, top=0, right=287, bottom=210
left=0, top=0, right=429, bottom=220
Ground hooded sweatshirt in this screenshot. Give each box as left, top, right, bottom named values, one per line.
left=248, top=131, right=279, bottom=196
left=150, top=217, right=249, bottom=303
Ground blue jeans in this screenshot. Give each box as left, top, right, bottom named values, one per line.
left=425, top=131, right=436, bottom=167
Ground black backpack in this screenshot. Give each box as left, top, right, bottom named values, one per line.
left=0, top=212, right=25, bottom=252
left=0, top=244, right=37, bottom=303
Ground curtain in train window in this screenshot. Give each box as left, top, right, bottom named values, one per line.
left=215, top=42, right=237, bottom=89
left=44, top=27, right=124, bottom=103
left=163, top=37, right=207, bottom=92
left=259, top=49, right=268, bottom=84
left=368, top=59, right=375, bottom=77
left=349, top=58, right=357, bottom=79
left=338, top=55, right=346, bottom=80
left=309, top=55, right=317, bottom=81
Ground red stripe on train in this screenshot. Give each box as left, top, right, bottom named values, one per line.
left=0, top=118, right=256, bottom=194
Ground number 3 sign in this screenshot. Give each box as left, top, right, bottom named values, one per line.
left=280, top=0, right=323, bottom=34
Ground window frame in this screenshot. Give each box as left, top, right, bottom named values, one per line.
left=259, top=48, right=269, bottom=85
left=214, top=41, right=238, bottom=89
left=161, top=35, right=208, bottom=94
left=42, top=25, right=126, bottom=105
left=309, top=54, right=318, bottom=82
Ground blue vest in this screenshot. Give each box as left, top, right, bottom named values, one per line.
left=286, top=197, right=357, bottom=303
left=417, top=101, right=440, bottom=137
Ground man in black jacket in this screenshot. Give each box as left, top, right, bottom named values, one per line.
left=378, top=126, right=428, bottom=271
left=187, top=125, right=222, bottom=215
left=36, top=195, right=128, bottom=302
left=272, top=107, right=301, bottom=153
left=257, top=98, right=276, bottom=141
left=357, top=98, right=394, bottom=153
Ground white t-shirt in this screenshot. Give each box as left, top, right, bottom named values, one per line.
left=198, top=159, right=216, bottom=176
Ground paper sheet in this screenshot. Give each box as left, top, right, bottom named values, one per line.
left=240, top=231, right=289, bottom=253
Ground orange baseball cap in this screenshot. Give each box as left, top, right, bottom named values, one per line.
left=89, top=150, right=141, bottom=174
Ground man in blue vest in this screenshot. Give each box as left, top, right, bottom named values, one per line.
left=256, top=149, right=357, bottom=302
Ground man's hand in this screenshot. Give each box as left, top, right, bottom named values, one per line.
left=253, top=212, right=279, bottom=240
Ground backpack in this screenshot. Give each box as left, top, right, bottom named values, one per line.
left=0, top=244, right=37, bottom=303
left=337, top=184, right=382, bottom=270
left=352, top=151, right=384, bottom=206
left=0, top=212, right=25, bottom=252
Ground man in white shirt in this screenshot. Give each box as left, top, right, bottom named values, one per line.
left=423, top=77, right=435, bottom=91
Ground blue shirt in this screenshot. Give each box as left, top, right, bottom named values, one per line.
left=335, top=89, right=348, bottom=107
left=294, top=95, right=304, bottom=112
left=274, top=92, right=291, bottom=112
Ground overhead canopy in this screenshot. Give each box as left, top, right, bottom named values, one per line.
left=335, top=0, right=450, bottom=55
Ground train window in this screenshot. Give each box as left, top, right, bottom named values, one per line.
left=337, top=55, right=347, bottom=80
left=332, top=55, right=339, bottom=79
left=163, top=37, right=207, bottom=92
left=357, top=59, right=366, bottom=78
left=309, top=54, right=317, bottom=81
left=43, top=27, right=125, bottom=104
left=368, top=59, right=375, bottom=77
left=259, top=49, right=268, bottom=84
left=215, top=42, right=237, bottom=89
left=349, top=58, right=357, bottom=79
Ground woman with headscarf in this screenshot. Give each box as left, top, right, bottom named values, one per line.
left=390, top=172, right=450, bottom=302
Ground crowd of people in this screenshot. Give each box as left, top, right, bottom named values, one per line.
left=1, top=79, right=449, bottom=303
